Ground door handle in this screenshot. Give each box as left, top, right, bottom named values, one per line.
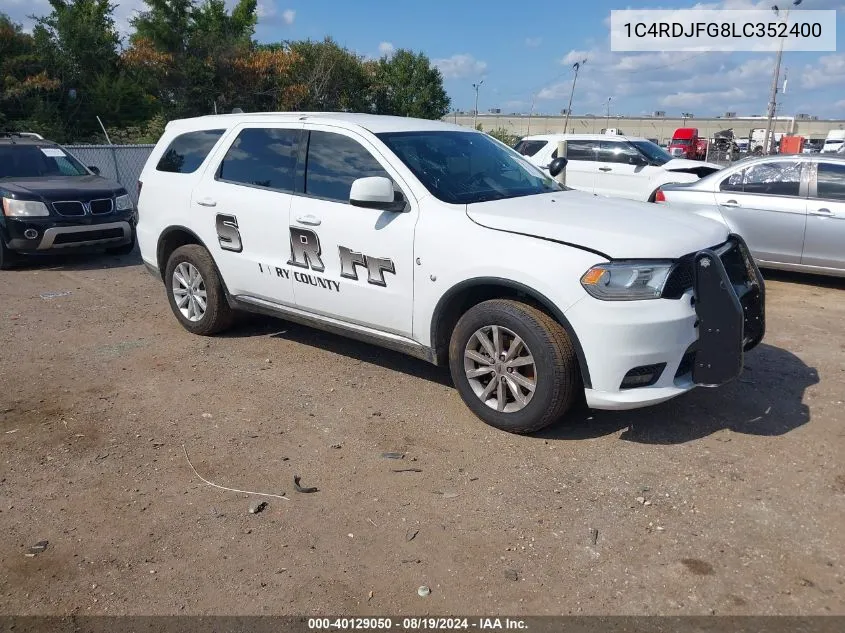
left=296, top=215, right=321, bottom=226
left=598, top=167, right=612, bottom=172
left=811, top=207, right=832, bottom=215
left=720, top=200, right=740, bottom=208
left=196, top=198, right=217, bottom=207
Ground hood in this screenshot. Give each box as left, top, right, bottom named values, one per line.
left=0, top=175, right=124, bottom=201
left=466, top=190, right=729, bottom=259
left=662, top=158, right=722, bottom=177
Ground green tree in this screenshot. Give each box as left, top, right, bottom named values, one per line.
left=487, top=127, right=518, bottom=147
left=286, top=38, right=371, bottom=112
left=371, top=49, right=449, bottom=119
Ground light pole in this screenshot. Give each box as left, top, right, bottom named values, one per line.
left=682, top=112, right=693, bottom=126
left=763, top=0, right=802, bottom=155
left=605, top=97, right=612, bottom=128
left=562, top=59, right=587, bottom=135
left=472, top=80, right=484, bottom=129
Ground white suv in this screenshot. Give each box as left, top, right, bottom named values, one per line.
left=137, top=113, right=765, bottom=434
left=515, top=134, right=722, bottom=202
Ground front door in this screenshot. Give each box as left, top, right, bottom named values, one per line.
left=595, top=140, right=654, bottom=200
left=803, top=161, right=845, bottom=270
left=288, top=126, right=417, bottom=337
left=714, top=160, right=808, bottom=264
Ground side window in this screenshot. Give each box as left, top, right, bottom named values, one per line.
left=720, top=169, right=746, bottom=192
left=816, top=162, right=845, bottom=201
left=217, top=127, right=299, bottom=191
left=598, top=141, right=646, bottom=165
left=513, top=140, right=548, bottom=157
left=554, top=140, right=597, bottom=161
left=305, top=131, right=390, bottom=203
left=742, top=161, right=802, bottom=196
left=157, top=129, right=225, bottom=174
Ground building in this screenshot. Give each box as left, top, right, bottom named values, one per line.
left=445, top=112, right=845, bottom=144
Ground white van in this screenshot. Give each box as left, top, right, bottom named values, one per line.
left=822, top=130, right=845, bottom=154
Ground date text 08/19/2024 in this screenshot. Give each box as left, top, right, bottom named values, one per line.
left=307, top=617, right=528, bottom=630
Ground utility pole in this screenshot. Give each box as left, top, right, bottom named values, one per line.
left=472, top=80, right=484, bottom=129
left=606, top=97, right=612, bottom=128
left=763, top=0, right=802, bottom=155
left=682, top=112, right=693, bottom=126
left=562, top=59, right=587, bottom=135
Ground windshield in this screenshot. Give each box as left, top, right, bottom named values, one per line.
left=671, top=138, right=691, bottom=146
left=630, top=140, right=672, bottom=165
left=377, top=131, right=563, bottom=204
left=0, top=145, right=89, bottom=179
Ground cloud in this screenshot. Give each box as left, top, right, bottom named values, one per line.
left=801, top=54, right=845, bottom=89
left=378, top=41, right=395, bottom=57
left=433, top=54, right=487, bottom=80
left=282, top=8, right=296, bottom=25
left=524, top=37, right=542, bottom=48
left=256, top=2, right=277, bottom=19
left=660, top=87, right=747, bottom=108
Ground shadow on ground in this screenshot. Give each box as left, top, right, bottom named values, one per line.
left=12, top=246, right=142, bottom=272
left=222, top=314, right=818, bottom=444
left=761, top=267, right=845, bottom=290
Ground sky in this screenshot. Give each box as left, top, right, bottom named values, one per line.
left=3, top=0, right=845, bottom=118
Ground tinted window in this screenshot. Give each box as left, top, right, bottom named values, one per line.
left=218, top=128, right=299, bottom=191
left=377, top=131, right=563, bottom=205
left=817, top=162, right=845, bottom=201
left=305, top=131, right=390, bottom=203
left=0, top=145, right=88, bottom=179
left=553, top=140, right=597, bottom=161
left=599, top=141, right=647, bottom=165
left=720, top=169, right=745, bottom=192
left=157, top=129, right=225, bottom=174
left=513, top=140, right=548, bottom=157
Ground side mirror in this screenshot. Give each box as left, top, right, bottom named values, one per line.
left=548, top=157, right=568, bottom=177
left=350, top=176, right=406, bottom=212
left=88, top=165, right=101, bottom=175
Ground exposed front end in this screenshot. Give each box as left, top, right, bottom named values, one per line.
left=568, top=236, right=765, bottom=410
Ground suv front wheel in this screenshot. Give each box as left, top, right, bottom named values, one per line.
left=164, top=244, right=234, bottom=335
left=448, top=299, right=579, bottom=434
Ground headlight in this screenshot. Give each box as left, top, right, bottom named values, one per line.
left=115, top=194, right=132, bottom=211
left=1, top=198, right=49, bottom=217
left=580, top=261, right=674, bottom=301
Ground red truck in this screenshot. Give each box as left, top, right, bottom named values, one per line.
left=668, top=128, right=708, bottom=160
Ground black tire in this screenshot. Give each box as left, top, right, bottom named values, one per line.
left=448, top=299, right=579, bottom=434
left=106, top=229, right=136, bottom=255
left=164, top=244, right=234, bottom=336
left=0, top=237, right=19, bottom=270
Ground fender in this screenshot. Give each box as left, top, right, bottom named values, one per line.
left=430, top=277, right=592, bottom=389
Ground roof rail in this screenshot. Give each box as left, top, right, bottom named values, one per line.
left=0, top=131, right=45, bottom=140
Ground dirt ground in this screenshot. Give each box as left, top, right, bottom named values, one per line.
left=1, top=248, right=843, bottom=616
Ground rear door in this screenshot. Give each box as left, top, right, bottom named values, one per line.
left=193, top=123, right=301, bottom=302
left=556, top=139, right=598, bottom=193
left=802, top=161, right=845, bottom=271
left=714, top=159, right=807, bottom=264
left=595, top=140, right=655, bottom=200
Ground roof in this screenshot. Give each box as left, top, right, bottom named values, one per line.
left=520, top=133, right=650, bottom=143
left=167, top=112, right=470, bottom=135
left=0, top=137, right=58, bottom=147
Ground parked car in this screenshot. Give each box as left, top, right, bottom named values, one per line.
left=656, top=154, right=845, bottom=277
left=137, top=113, right=765, bottom=434
left=515, top=133, right=722, bottom=202
left=0, top=133, right=136, bottom=269
left=821, top=130, right=845, bottom=154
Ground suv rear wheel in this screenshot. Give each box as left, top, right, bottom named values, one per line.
left=448, top=299, right=579, bottom=434
left=164, top=244, right=234, bottom=335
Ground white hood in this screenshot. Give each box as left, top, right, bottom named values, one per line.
left=466, top=190, right=729, bottom=259
left=663, top=158, right=723, bottom=172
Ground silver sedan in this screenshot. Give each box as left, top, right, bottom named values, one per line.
left=656, top=154, right=845, bottom=277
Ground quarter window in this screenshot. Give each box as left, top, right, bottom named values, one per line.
left=816, top=162, right=845, bottom=201
left=305, top=131, right=390, bottom=203
left=218, top=127, right=299, bottom=191
left=157, top=129, right=225, bottom=174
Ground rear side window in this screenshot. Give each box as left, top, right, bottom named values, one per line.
left=156, top=129, right=225, bottom=174
left=217, top=128, right=299, bottom=191
left=305, top=131, right=390, bottom=203
left=553, top=140, right=597, bottom=161
left=721, top=161, right=802, bottom=196
left=816, top=162, right=845, bottom=201
left=513, top=140, right=548, bottom=157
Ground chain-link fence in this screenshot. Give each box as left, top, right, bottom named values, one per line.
left=64, top=144, right=154, bottom=205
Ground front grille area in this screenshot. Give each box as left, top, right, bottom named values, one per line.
left=89, top=198, right=113, bottom=214
left=663, top=238, right=756, bottom=300
left=662, top=255, right=695, bottom=299
left=53, top=228, right=124, bottom=245
left=675, top=350, right=695, bottom=378
left=52, top=201, right=85, bottom=216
